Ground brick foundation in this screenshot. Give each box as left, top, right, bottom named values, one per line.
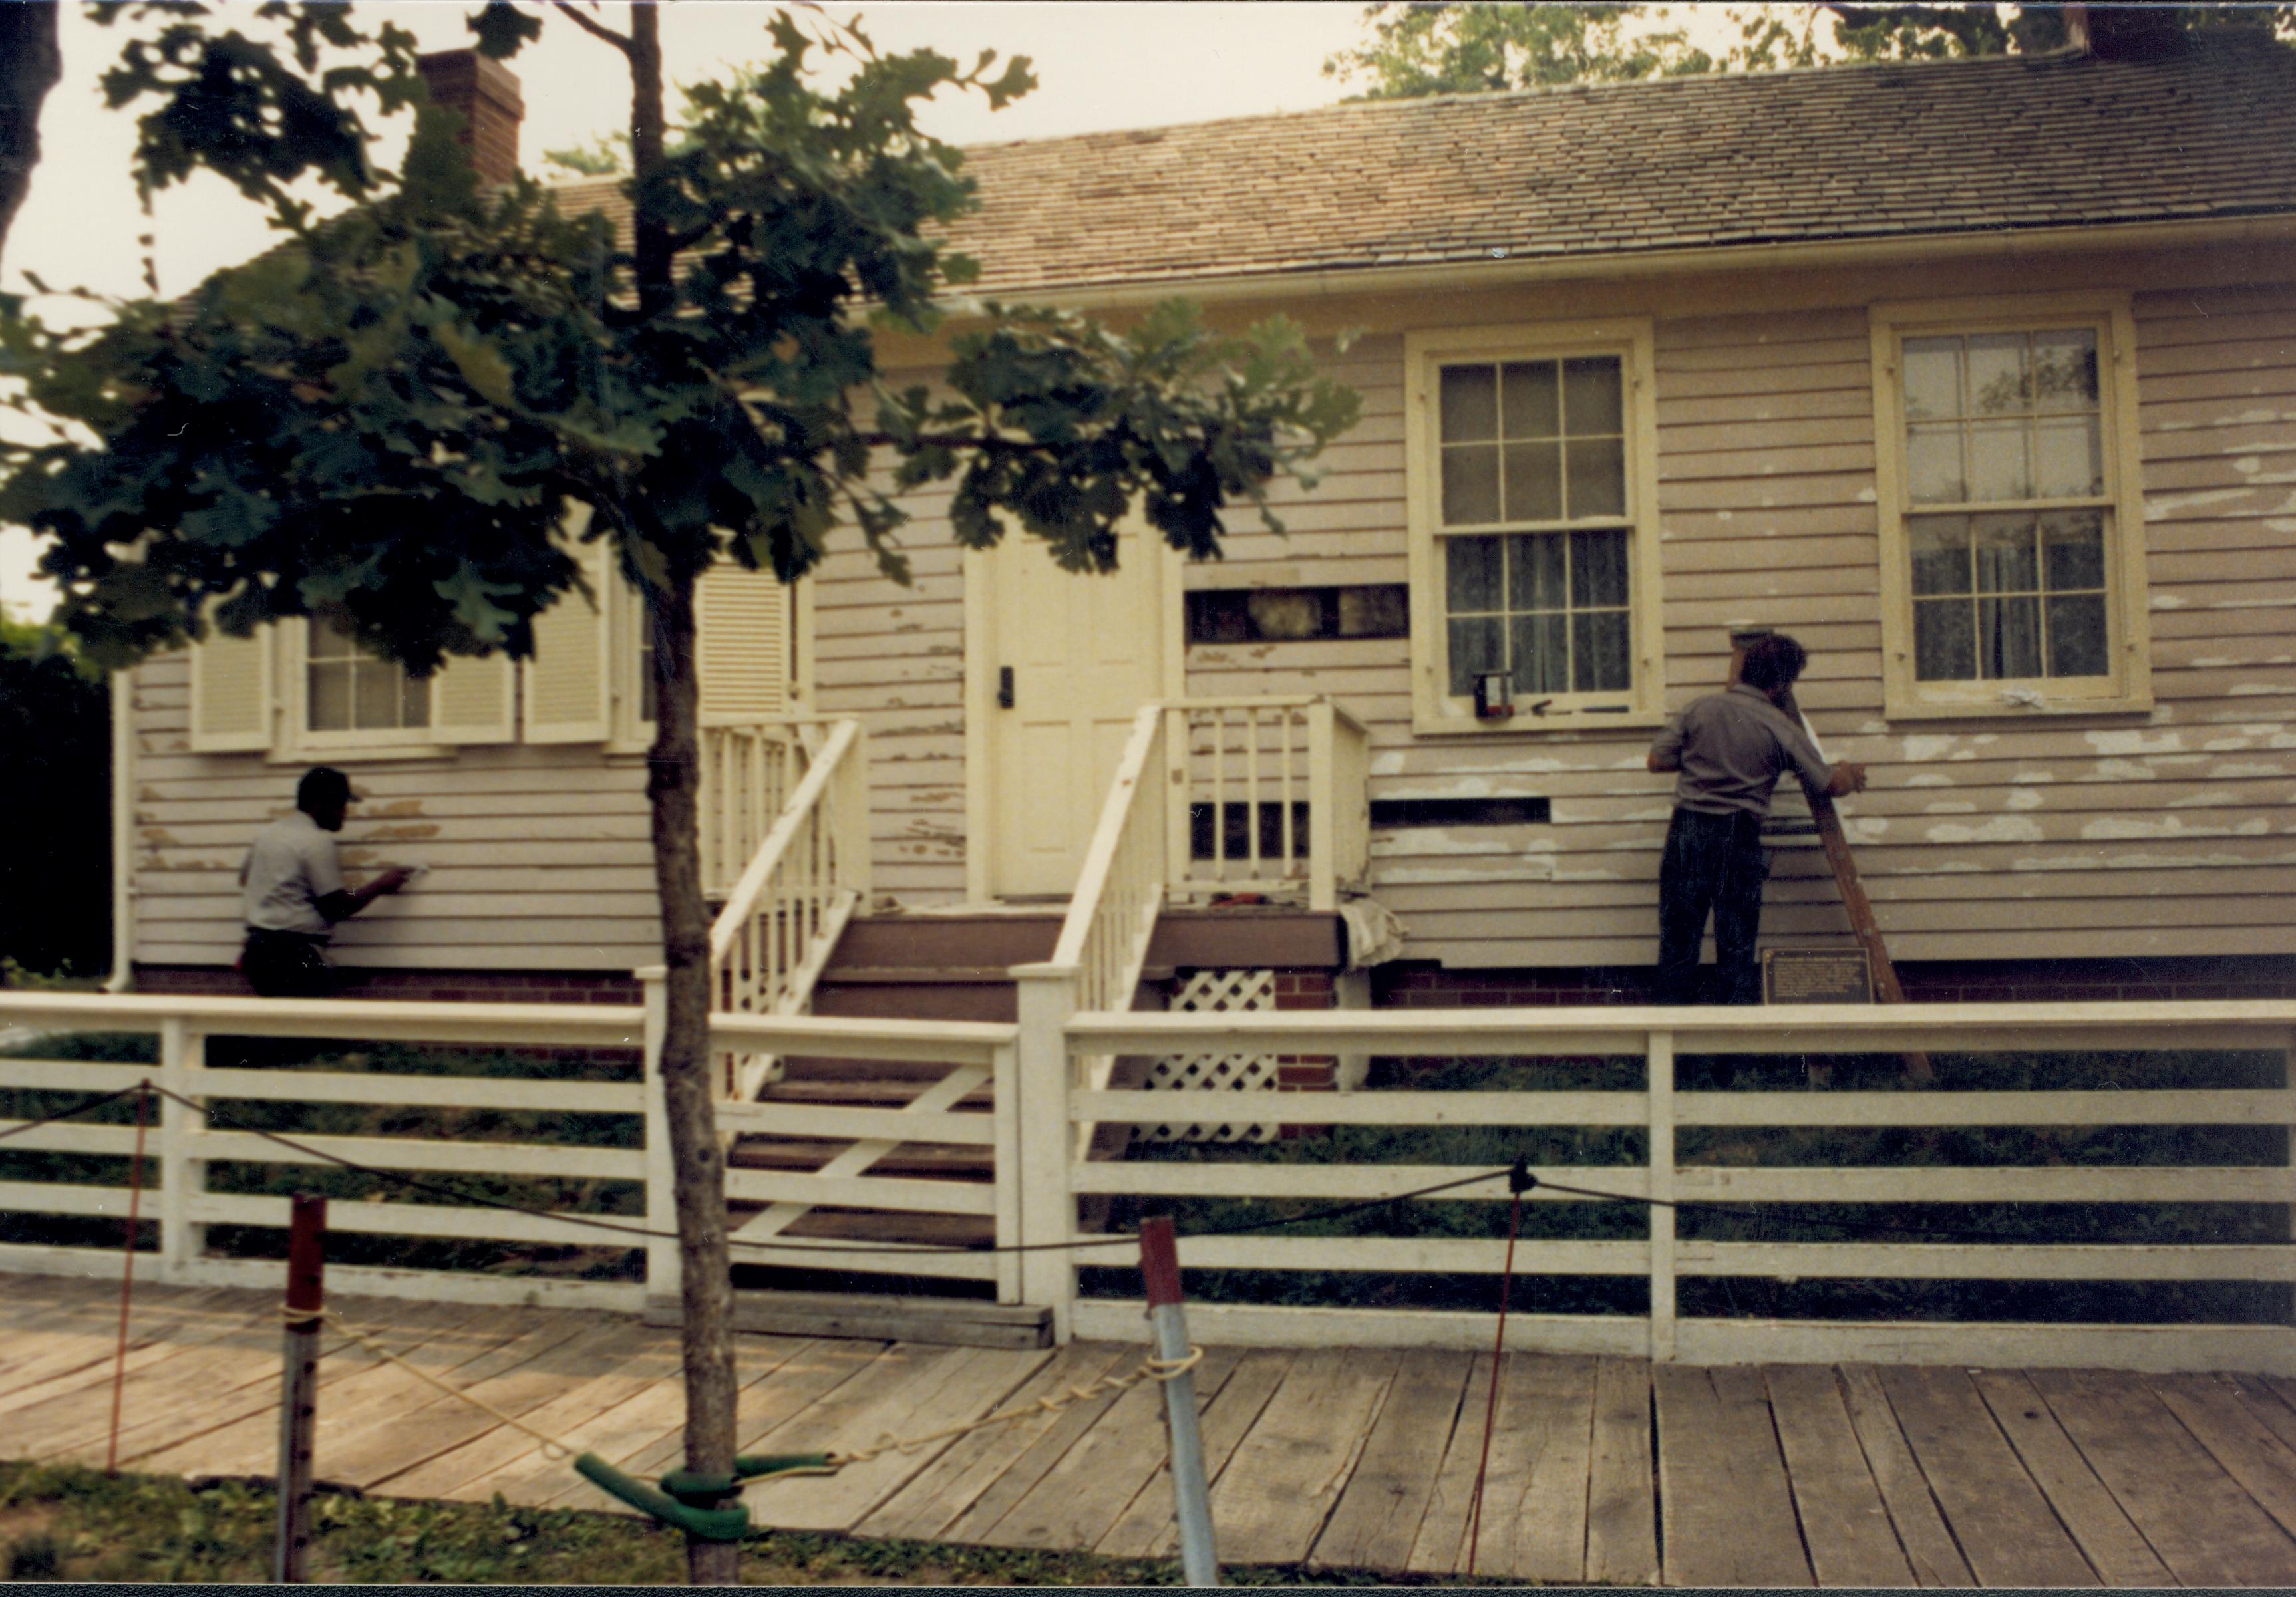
left=133, top=965, right=642, bottom=1005
left=1371, top=954, right=2296, bottom=1008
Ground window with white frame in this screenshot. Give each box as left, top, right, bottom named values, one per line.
left=1406, top=323, right=1662, bottom=731
left=303, top=617, right=430, bottom=734
left=1873, top=297, right=2150, bottom=716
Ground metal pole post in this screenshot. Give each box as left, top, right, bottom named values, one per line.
left=1139, top=1216, right=1218, bottom=1586
left=273, top=1194, right=325, bottom=1584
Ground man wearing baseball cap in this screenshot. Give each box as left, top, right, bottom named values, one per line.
left=238, top=767, right=414, bottom=997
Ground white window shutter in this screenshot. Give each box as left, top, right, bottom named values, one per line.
left=188, top=628, right=274, bottom=752
left=429, top=651, right=516, bottom=744
left=697, top=561, right=790, bottom=722
left=524, top=526, right=613, bottom=744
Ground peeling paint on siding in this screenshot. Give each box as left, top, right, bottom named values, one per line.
left=1925, top=816, right=2045, bottom=844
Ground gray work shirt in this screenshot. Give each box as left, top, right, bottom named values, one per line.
left=240, top=811, right=345, bottom=937
left=1649, top=683, right=1832, bottom=818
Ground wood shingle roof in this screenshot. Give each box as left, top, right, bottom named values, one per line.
left=555, top=31, right=2296, bottom=299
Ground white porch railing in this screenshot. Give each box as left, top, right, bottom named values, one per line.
left=705, top=717, right=870, bottom=1101
left=0, top=991, right=1017, bottom=1308
left=3, top=994, right=2295, bottom=1370
left=1013, top=1001, right=2296, bottom=1374
left=1164, top=696, right=1370, bottom=913
left=699, top=716, right=823, bottom=902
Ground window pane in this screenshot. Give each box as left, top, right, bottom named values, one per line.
left=1562, top=355, right=1623, bottom=436
left=1447, top=616, right=1504, bottom=697
left=2032, top=416, right=2103, bottom=498
left=1439, top=365, right=1497, bottom=443
left=2046, top=593, right=2109, bottom=677
left=1441, top=444, right=1501, bottom=525
left=1967, top=332, right=2029, bottom=416
left=1509, top=531, right=1569, bottom=611
left=355, top=660, right=400, bottom=728
left=2041, top=509, right=2108, bottom=591
left=2032, top=329, right=2098, bottom=413
left=1574, top=610, right=1631, bottom=692
left=1973, top=514, right=2038, bottom=594
left=1915, top=599, right=1975, bottom=680
left=1501, top=440, right=1562, bottom=522
left=402, top=674, right=431, bottom=729
left=1906, top=424, right=1966, bottom=504
left=1510, top=611, right=1570, bottom=695
left=1903, top=337, right=1963, bottom=422
left=1967, top=418, right=2031, bottom=501
left=309, top=617, right=355, bottom=662
left=1979, top=594, right=2043, bottom=679
left=309, top=662, right=351, bottom=730
left=1909, top=516, right=1972, bottom=595
left=1499, top=361, right=1558, bottom=439
left=1446, top=535, right=1504, bottom=613
left=1563, top=436, right=1625, bottom=519
left=1571, top=529, right=1630, bottom=607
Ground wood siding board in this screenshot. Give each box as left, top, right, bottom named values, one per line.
left=1306, top=1346, right=1472, bottom=1573
left=2028, top=1366, right=2296, bottom=1588
left=1762, top=1363, right=1917, bottom=1588
left=1967, top=1368, right=2172, bottom=1587
left=1651, top=1363, right=1812, bottom=1588
left=1877, top=1362, right=2099, bottom=1587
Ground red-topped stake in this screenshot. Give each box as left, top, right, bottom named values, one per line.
left=1139, top=1218, right=1219, bottom=1586
left=274, top=1195, right=327, bottom=1583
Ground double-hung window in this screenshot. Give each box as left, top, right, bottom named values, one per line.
left=1406, top=323, right=1663, bottom=732
left=1872, top=295, right=2150, bottom=716
left=304, top=617, right=430, bottom=736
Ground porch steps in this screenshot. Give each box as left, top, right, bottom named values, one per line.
left=719, top=906, right=1345, bottom=1340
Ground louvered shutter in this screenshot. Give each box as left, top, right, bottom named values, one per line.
left=188, top=628, right=275, bottom=752
left=524, top=519, right=613, bottom=743
left=428, top=651, right=516, bottom=744
left=696, top=561, right=790, bottom=721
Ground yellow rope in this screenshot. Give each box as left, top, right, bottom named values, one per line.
left=826, top=1345, right=1205, bottom=1469
left=283, top=1304, right=579, bottom=1463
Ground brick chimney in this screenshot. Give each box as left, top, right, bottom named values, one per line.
left=414, top=49, right=523, bottom=185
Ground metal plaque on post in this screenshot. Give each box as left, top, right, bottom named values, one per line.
left=1762, top=948, right=1874, bottom=1005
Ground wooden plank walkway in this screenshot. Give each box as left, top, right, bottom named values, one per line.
left=9, top=1274, right=2296, bottom=1584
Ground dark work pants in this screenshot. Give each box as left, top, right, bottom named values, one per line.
left=240, top=928, right=337, bottom=998
left=1656, top=807, right=1768, bottom=1006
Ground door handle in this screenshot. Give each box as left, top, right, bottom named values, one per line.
left=997, top=666, right=1014, bottom=709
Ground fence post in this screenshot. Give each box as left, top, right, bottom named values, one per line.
left=637, top=966, right=681, bottom=1305
left=1305, top=701, right=1337, bottom=913
left=1010, top=962, right=1079, bottom=1343
left=157, top=1018, right=204, bottom=1284
left=834, top=724, right=872, bottom=901
left=992, top=1039, right=1023, bottom=1306
left=1647, top=1029, right=1677, bottom=1363
left=1140, top=1216, right=1220, bottom=1586
left=1162, top=706, right=1188, bottom=899
left=273, top=1193, right=325, bottom=1584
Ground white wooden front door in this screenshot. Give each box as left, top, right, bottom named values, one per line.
left=987, top=530, right=1166, bottom=897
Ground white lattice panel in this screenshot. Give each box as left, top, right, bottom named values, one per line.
left=1140, top=969, right=1279, bottom=1143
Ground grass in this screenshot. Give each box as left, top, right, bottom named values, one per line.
left=0, top=1461, right=1510, bottom=1586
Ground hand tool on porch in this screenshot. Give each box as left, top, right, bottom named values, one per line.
left=1731, top=627, right=1932, bottom=1086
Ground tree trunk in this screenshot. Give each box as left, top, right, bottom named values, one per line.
left=625, top=4, right=742, bottom=1586
left=0, top=1, right=61, bottom=267
left=644, top=565, right=741, bottom=1586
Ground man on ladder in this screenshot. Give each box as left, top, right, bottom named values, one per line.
left=1645, top=633, right=1867, bottom=1006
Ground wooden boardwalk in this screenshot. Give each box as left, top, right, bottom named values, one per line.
left=7, top=1274, right=2296, bottom=1584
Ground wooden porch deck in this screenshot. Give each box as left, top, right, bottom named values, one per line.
left=7, top=1274, right=2296, bottom=1585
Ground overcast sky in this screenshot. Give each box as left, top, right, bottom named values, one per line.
left=0, top=1, right=1373, bottom=619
